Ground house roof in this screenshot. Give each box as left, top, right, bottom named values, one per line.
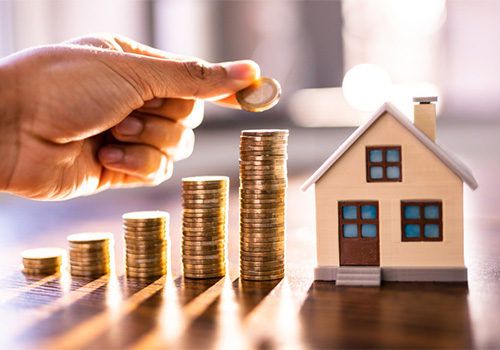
left=300, top=102, right=478, bottom=192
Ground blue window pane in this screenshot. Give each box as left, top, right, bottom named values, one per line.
left=369, top=150, right=383, bottom=162
left=343, top=224, right=358, bottom=238
left=370, top=166, right=383, bottom=179
left=386, top=149, right=400, bottom=162
left=361, top=205, right=376, bottom=219
left=424, top=224, right=440, bottom=238
left=342, top=206, right=357, bottom=219
left=405, top=224, right=421, bottom=238
left=424, top=205, right=440, bottom=219
left=387, top=166, right=400, bottom=179
left=361, top=224, right=377, bottom=238
left=404, top=205, right=420, bottom=219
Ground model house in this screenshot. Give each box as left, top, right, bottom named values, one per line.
left=301, top=97, right=478, bottom=286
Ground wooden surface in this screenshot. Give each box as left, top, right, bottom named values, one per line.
left=0, top=123, right=499, bottom=349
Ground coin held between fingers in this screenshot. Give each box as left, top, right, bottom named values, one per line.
left=236, top=77, right=281, bottom=112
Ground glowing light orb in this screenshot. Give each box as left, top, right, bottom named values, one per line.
left=342, top=64, right=392, bottom=112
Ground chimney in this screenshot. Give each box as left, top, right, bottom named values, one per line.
left=413, top=96, right=437, bottom=142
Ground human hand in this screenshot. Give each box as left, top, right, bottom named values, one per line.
left=0, top=34, right=260, bottom=200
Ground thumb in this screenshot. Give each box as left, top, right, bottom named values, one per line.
left=130, top=57, right=261, bottom=101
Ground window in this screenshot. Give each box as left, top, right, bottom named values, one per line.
left=401, top=201, right=443, bottom=241
left=366, top=146, right=402, bottom=182
left=339, top=202, right=379, bottom=239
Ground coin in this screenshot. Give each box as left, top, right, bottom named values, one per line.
left=21, top=247, right=65, bottom=260
left=122, top=210, right=169, bottom=221
left=123, top=210, right=170, bottom=279
left=67, top=232, right=112, bottom=278
left=181, top=176, right=228, bottom=279
left=126, top=270, right=165, bottom=278
left=67, top=232, right=113, bottom=244
left=238, top=129, right=288, bottom=281
left=22, top=267, right=61, bottom=275
left=184, top=272, right=225, bottom=279
left=235, top=77, right=281, bottom=112
left=239, top=273, right=284, bottom=281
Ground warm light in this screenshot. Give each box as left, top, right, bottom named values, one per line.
left=342, top=64, right=392, bottom=112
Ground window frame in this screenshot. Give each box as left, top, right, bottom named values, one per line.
left=339, top=201, right=379, bottom=239
left=366, top=146, right=402, bottom=183
left=401, top=201, right=443, bottom=242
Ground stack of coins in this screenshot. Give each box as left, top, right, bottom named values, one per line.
left=123, top=211, right=168, bottom=278
left=239, top=129, right=288, bottom=281
left=21, top=247, right=65, bottom=275
left=67, top=233, right=113, bottom=277
left=181, top=176, right=228, bottom=279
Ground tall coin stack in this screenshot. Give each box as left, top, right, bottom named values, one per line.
left=123, top=211, right=169, bottom=278
left=181, top=176, right=228, bottom=279
left=67, top=233, right=113, bottom=277
left=239, top=129, right=289, bottom=281
left=21, top=247, right=65, bottom=275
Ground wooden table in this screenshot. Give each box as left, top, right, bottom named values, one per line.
left=0, top=124, right=499, bottom=349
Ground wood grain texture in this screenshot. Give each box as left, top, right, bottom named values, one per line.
left=0, top=124, right=498, bottom=349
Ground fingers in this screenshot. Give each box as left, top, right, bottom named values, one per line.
left=138, top=98, right=204, bottom=127
left=98, top=144, right=173, bottom=184
left=111, top=114, right=195, bottom=161
left=113, top=53, right=261, bottom=101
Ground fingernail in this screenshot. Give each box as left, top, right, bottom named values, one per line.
left=116, top=116, right=143, bottom=136
left=223, top=60, right=261, bottom=80
left=100, top=147, right=124, bottom=163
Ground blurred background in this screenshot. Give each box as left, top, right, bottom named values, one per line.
left=2, top=0, right=500, bottom=123
left=0, top=0, right=498, bottom=264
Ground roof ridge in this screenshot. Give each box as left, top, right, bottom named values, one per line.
left=300, top=102, right=478, bottom=192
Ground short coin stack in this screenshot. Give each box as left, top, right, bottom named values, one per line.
left=21, top=247, right=65, bottom=275
left=67, top=233, right=113, bottom=277
left=181, top=176, right=228, bottom=279
left=239, top=129, right=288, bottom=281
left=123, top=211, right=169, bottom=278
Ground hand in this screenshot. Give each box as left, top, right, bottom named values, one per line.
left=0, top=34, right=260, bottom=200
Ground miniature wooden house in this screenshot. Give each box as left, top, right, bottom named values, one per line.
left=301, top=97, right=478, bottom=285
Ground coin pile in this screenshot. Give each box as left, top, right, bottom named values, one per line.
left=21, top=247, right=65, bottom=275
left=181, top=176, right=228, bottom=279
left=123, top=211, right=168, bottom=278
left=239, top=129, right=288, bottom=281
left=67, top=232, right=113, bottom=277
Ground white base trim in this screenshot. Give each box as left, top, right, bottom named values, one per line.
left=314, top=266, right=467, bottom=282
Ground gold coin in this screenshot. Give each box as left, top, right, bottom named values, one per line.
left=22, top=267, right=61, bottom=275
left=122, top=210, right=169, bottom=221
left=182, top=239, right=225, bottom=246
left=241, top=129, right=288, bottom=136
left=236, top=77, right=281, bottom=112
left=240, top=248, right=285, bottom=256
left=23, top=260, right=61, bottom=269
left=240, top=259, right=284, bottom=268
left=183, top=266, right=226, bottom=274
left=67, top=232, right=113, bottom=244
left=182, top=194, right=226, bottom=201
left=126, top=270, right=165, bottom=278
left=21, top=247, right=65, bottom=260
left=182, top=255, right=225, bottom=263
left=183, top=272, right=225, bottom=279
left=240, top=273, right=284, bottom=281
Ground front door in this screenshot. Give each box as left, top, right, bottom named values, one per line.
left=339, top=201, right=380, bottom=266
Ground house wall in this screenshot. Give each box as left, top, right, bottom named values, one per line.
left=315, top=112, right=465, bottom=268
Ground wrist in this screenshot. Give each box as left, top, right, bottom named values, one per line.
left=0, top=56, right=20, bottom=193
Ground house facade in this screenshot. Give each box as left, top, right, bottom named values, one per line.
left=301, top=98, right=478, bottom=283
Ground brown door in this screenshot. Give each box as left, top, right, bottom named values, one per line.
left=339, top=201, right=380, bottom=266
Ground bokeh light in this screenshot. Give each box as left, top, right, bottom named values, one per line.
left=342, top=64, right=392, bottom=112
